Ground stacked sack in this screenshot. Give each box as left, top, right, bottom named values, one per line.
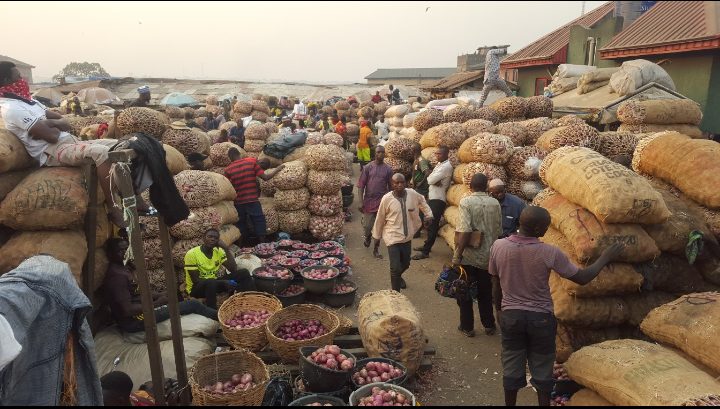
left=576, top=67, right=619, bottom=95
left=383, top=136, right=416, bottom=181
left=242, top=122, right=271, bottom=159
left=305, top=144, right=348, bottom=240
left=534, top=146, right=719, bottom=362
left=617, top=98, right=705, bottom=139
left=272, top=160, right=311, bottom=235
left=206, top=141, right=246, bottom=174
left=384, top=104, right=411, bottom=135
left=170, top=170, right=240, bottom=275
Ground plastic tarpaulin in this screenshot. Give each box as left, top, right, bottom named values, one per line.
left=160, top=92, right=199, bottom=107
left=76, top=87, right=123, bottom=105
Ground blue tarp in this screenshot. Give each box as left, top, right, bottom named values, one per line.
left=160, top=92, right=199, bottom=107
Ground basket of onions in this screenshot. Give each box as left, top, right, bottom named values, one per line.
left=265, top=304, right=340, bottom=363
left=288, top=394, right=347, bottom=406
left=323, top=280, right=357, bottom=308
left=299, top=345, right=357, bottom=393
left=349, top=383, right=415, bottom=406
left=189, top=350, right=270, bottom=406
left=252, top=266, right=293, bottom=294
left=218, top=292, right=283, bottom=351
left=351, top=358, right=407, bottom=388
left=277, top=282, right=307, bottom=307
left=301, top=266, right=339, bottom=295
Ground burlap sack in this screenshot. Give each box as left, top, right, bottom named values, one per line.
left=552, top=286, right=629, bottom=328
left=0, top=168, right=33, bottom=202
left=447, top=184, right=471, bottom=207
left=565, top=339, right=720, bottom=406
left=174, top=170, right=236, bottom=208
left=698, top=258, right=720, bottom=287
left=635, top=253, right=716, bottom=294
left=534, top=190, right=660, bottom=263
left=623, top=291, right=676, bottom=326
left=0, top=230, right=87, bottom=281
left=168, top=201, right=239, bottom=240
left=617, top=123, right=703, bottom=139
left=163, top=144, right=189, bottom=175
left=578, top=67, right=620, bottom=85
left=577, top=80, right=609, bottom=94
left=617, top=99, right=702, bottom=125
left=358, top=290, right=425, bottom=375
left=0, top=167, right=88, bottom=230
left=0, top=129, right=34, bottom=173
left=444, top=206, right=459, bottom=228
left=567, top=389, right=614, bottom=406
left=541, top=146, right=670, bottom=224
left=633, top=132, right=720, bottom=210
left=641, top=292, right=720, bottom=373
left=452, top=164, right=467, bottom=184
left=555, top=324, right=644, bottom=364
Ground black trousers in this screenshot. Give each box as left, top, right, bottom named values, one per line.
left=190, top=270, right=254, bottom=309
left=456, top=265, right=497, bottom=331
left=388, top=242, right=411, bottom=291
left=121, top=300, right=218, bottom=333
left=421, top=200, right=446, bottom=255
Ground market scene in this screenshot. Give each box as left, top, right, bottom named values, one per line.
left=1, top=0, right=720, bottom=406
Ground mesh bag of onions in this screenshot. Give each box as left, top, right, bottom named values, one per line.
left=461, top=162, right=507, bottom=187
left=420, top=122, right=466, bottom=149
left=536, top=124, right=600, bottom=152
left=273, top=160, right=308, bottom=190
left=471, top=107, right=500, bottom=124
left=385, top=137, right=416, bottom=162
left=209, top=142, right=245, bottom=167
left=308, top=193, right=343, bottom=216
left=274, top=188, right=310, bottom=211
left=305, top=145, right=347, bottom=171
left=307, top=170, right=350, bottom=195
left=259, top=197, right=279, bottom=234
left=245, top=123, right=269, bottom=141
left=471, top=133, right=514, bottom=164
left=323, top=133, right=344, bottom=147
left=278, top=209, right=310, bottom=234
left=413, top=108, right=444, bottom=132
left=489, top=96, right=528, bottom=120
left=462, top=119, right=496, bottom=137
left=306, top=132, right=324, bottom=145
left=443, top=105, right=474, bottom=124
left=162, top=128, right=201, bottom=156
left=496, top=122, right=528, bottom=146
left=505, top=146, right=546, bottom=180
left=174, top=170, right=236, bottom=207
left=518, top=117, right=555, bottom=145
left=309, top=213, right=345, bottom=240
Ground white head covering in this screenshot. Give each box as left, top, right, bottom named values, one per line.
left=488, top=178, right=505, bottom=188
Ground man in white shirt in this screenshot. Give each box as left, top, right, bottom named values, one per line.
left=413, top=145, right=453, bottom=260
left=479, top=46, right=513, bottom=106
left=375, top=116, right=389, bottom=142
left=0, top=61, right=124, bottom=226
left=292, top=99, right=308, bottom=128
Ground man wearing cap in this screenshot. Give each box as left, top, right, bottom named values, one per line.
left=188, top=152, right=208, bottom=171
left=202, top=112, right=219, bottom=131
left=488, top=179, right=526, bottom=238
left=129, top=85, right=151, bottom=107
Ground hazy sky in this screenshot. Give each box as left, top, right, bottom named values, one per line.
left=1, top=1, right=605, bottom=83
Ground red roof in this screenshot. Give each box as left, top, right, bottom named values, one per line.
left=600, top=1, right=720, bottom=58
left=501, top=2, right=616, bottom=69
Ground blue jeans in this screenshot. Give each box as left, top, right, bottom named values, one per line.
left=235, top=201, right=267, bottom=241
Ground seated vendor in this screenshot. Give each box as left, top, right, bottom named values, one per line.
left=184, top=228, right=255, bottom=309
left=103, top=238, right=219, bottom=334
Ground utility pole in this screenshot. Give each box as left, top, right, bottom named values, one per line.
left=581, top=1, right=586, bottom=16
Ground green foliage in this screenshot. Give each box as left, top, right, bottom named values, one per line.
left=53, top=62, right=110, bottom=82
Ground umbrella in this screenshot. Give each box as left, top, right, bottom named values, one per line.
left=76, top=87, right=123, bottom=105
left=160, top=92, right=199, bottom=107
left=32, top=88, right=64, bottom=105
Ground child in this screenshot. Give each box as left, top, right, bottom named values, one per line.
left=357, top=120, right=372, bottom=170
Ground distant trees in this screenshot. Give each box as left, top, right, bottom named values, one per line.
left=53, top=62, right=110, bottom=83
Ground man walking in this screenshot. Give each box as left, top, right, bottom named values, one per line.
left=410, top=142, right=431, bottom=238
left=372, top=174, right=433, bottom=291
left=413, top=146, right=453, bottom=260
left=488, top=179, right=526, bottom=238
left=489, top=206, right=623, bottom=406
left=358, top=146, right=393, bottom=248
left=478, top=46, right=513, bottom=106
left=225, top=148, right=284, bottom=245
left=451, top=174, right=502, bottom=337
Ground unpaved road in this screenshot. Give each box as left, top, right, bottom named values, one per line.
left=341, top=164, right=537, bottom=406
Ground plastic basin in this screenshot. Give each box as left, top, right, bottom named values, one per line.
left=348, top=382, right=416, bottom=406
left=299, top=346, right=356, bottom=393
left=324, top=280, right=357, bottom=308
left=288, top=394, right=347, bottom=406
left=350, top=358, right=408, bottom=389
left=301, top=266, right=339, bottom=295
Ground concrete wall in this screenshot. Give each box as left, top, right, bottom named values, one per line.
left=702, top=55, right=720, bottom=134
left=517, top=66, right=554, bottom=97
left=568, top=16, right=623, bottom=68
left=367, top=78, right=444, bottom=86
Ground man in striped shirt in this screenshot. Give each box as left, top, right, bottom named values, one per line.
left=225, top=148, right=285, bottom=244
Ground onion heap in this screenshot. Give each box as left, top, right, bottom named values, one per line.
left=278, top=284, right=305, bottom=297
left=329, top=283, right=355, bottom=294
left=202, top=373, right=256, bottom=394
left=274, top=319, right=326, bottom=341
left=302, top=268, right=338, bottom=280
left=223, top=310, right=272, bottom=329
left=352, top=361, right=405, bottom=386
left=357, top=386, right=411, bottom=406
left=254, top=266, right=292, bottom=279
left=308, top=345, right=355, bottom=371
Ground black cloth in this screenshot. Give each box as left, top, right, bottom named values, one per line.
left=421, top=199, right=446, bottom=254
left=388, top=242, right=412, bottom=291
left=262, top=131, right=308, bottom=159
left=189, top=270, right=254, bottom=309
left=126, top=133, right=190, bottom=226
left=120, top=300, right=218, bottom=333
left=128, top=98, right=148, bottom=107
left=456, top=265, right=496, bottom=331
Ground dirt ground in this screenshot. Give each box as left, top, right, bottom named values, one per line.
left=340, top=163, right=537, bottom=406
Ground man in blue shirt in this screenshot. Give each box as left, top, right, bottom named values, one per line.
left=488, top=179, right=526, bottom=238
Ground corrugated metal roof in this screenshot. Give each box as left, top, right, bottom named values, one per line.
left=502, top=2, right=616, bottom=66
left=423, top=70, right=484, bottom=91
left=600, top=1, right=720, bottom=55
left=364, top=68, right=457, bottom=80
left=0, top=55, right=35, bottom=68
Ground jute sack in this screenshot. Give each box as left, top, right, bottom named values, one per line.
left=567, top=389, right=614, bottom=406
left=168, top=201, right=239, bottom=240
left=0, top=129, right=34, bottom=173
left=551, top=286, right=629, bottom=328
left=617, top=123, right=703, bottom=139
left=358, top=290, right=425, bottom=375
left=578, top=67, right=620, bottom=85
left=698, top=258, right=720, bottom=287
left=0, top=167, right=88, bottom=230
left=623, top=291, right=676, bottom=326
left=564, top=339, right=720, bottom=406
left=452, top=164, right=467, bottom=184
left=533, top=189, right=660, bottom=263
left=174, top=170, right=236, bottom=208
left=458, top=136, right=479, bottom=163
left=577, top=80, right=609, bottom=95
left=444, top=206, right=459, bottom=228
left=633, top=132, right=720, bottom=209
left=541, top=146, right=670, bottom=224
left=0, top=168, right=34, bottom=202
left=555, top=324, right=643, bottom=363
left=163, top=144, right=189, bottom=175
left=447, top=184, right=471, bottom=207
left=641, top=292, right=720, bottom=373
left=0, top=230, right=87, bottom=280
left=635, top=254, right=716, bottom=294
left=617, top=99, right=702, bottom=125
left=439, top=223, right=456, bottom=251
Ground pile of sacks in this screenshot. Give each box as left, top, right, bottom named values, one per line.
left=304, top=144, right=348, bottom=240
left=563, top=291, right=720, bottom=406
left=533, top=145, right=720, bottom=362
left=232, top=97, right=271, bottom=124
left=617, top=98, right=705, bottom=139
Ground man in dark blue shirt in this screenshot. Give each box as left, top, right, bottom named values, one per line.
left=229, top=122, right=245, bottom=148
left=488, top=179, right=526, bottom=238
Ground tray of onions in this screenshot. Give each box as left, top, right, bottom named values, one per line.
left=202, top=372, right=257, bottom=395
left=349, top=384, right=415, bottom=406
left=324, top=280, right=357, bottom=308
left=351, top=358, right=407, bottom=388
left=300, top=345, right=357, bottom=393
left=223, top=310, right=272, bottom=329
left=301, top=266, right=340, bottom=295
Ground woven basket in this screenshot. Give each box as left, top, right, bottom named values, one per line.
left=189, top=350, right=270, bottom=406
left=265, top=304, right=340, bottom=363
left=218, top=292, right=283, bottom=351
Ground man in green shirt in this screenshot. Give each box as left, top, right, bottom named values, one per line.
left=184, top=228, right=254, bottom=309
left=410, top=142, right=431, bottom=238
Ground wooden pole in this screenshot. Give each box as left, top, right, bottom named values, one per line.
left=113, top=162, right=167, bottom=406
left=158, top=216, right=190, bottom=405
left=82, top=159, right=98, bottom=299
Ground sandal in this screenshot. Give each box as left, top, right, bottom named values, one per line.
left=411, top=253, right=429, bottom=260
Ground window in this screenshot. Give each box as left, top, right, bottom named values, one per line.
left=535, top=78, right=551, bottom=96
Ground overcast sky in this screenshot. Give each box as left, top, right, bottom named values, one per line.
left=1, top=1, right=606, bottom=83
